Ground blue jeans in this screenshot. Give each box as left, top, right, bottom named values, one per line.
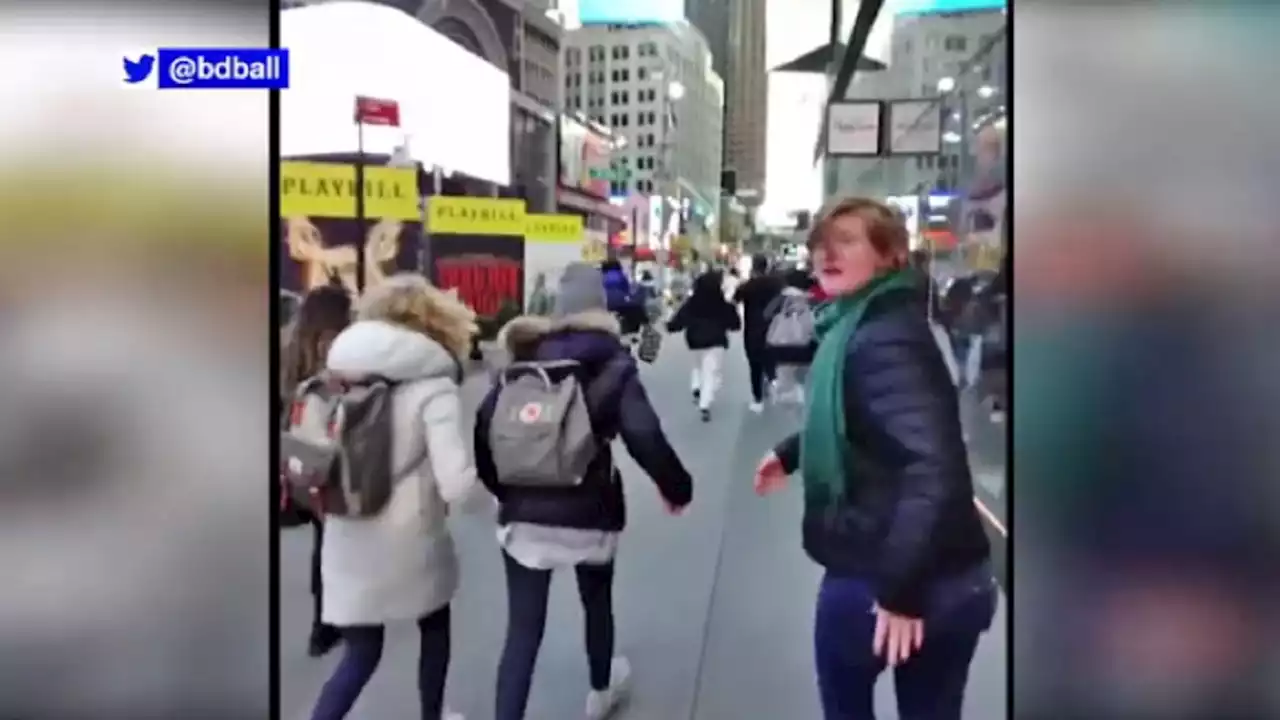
left=813, top=564, right=997, bottom=720
left=310, top=605, right=452, bottom=720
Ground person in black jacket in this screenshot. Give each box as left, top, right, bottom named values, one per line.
left=476, top=262, right=694, bottom=720
left=754, top=198, right=994, bottom=720
left=732, top=254, right=785, bottom=411
left=667, top=269, right=742, bottom=421
left=279, top=282, right=352, bottom=659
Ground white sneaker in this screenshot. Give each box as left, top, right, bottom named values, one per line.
left=442, top=710, right=465, bottom=720
left=748, top=401, right=764, bottom=413
left=585, top=656, right=632, bottom=719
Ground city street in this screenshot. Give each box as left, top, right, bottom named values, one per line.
left=279, top=335, right=1008, bottom=719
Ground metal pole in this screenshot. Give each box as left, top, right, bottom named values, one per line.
left=422, top=165, right=441, bottom=284
left=355, top=121, right=367, bottom=294
left=656, top=89, right=672, bottom=291
left=631, top=203, right=640, bottom=280
left=958, top=89, right=972, bottom=190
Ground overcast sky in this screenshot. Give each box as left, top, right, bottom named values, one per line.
left=762, top=0, right=897, bottom=223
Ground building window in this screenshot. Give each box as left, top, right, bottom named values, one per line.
left=638, top=67, right=647, bottom=80
left=944, top=35, right=967, bottom=52
left=646, top=111, right=656, bottom=125
left=646, top=132, right=655, bottom=146
left=620, top=69, right=629, bottom=82
left=620, top=113, right=629, bottom=127
left=611, top=91, right=618, bottom=104
left=590, top=45, right=603, bottom=61
left=620, top=90, right=629, bottom=104
left=611, top=69, right=619, bottom=82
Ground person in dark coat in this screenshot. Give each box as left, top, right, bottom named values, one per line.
left=755, top=198, right=994, bottom=719
left=279, top=282, right=352, bottom=659
left=476, top=262, right=694, bottom=720
left=667, top=270, right=742, bottom=421
left=732, top=254, right=785, bottom=411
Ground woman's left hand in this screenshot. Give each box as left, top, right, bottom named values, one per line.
left=872, top=604, right=924, bottom=667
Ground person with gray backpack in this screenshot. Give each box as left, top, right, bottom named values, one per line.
left=282, top=275, right=485, bottom=720
left=764, top=269, right=820, bottom=405
left=474, top=262, right=694, bottom=720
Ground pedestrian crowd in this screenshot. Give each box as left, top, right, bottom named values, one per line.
left=277, top=196, right=997, bottom=720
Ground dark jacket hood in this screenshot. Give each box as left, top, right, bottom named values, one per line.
left=497, top=309, right=623, bottom=364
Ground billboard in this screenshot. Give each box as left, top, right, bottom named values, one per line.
left=893, top=0, right=1005, bottom=15
left=559, top=117, right=611, bottom=199
left=577, top=0, right=683, bottom=25
left=279, top=161, right=422, bottom=296
left=426, top=197, right=527, bottom=330
left=282, top=1, right=511, bottom=185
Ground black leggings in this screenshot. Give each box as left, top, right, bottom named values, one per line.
left=745, top=346, right=776, bottom=403
left=310, top=517, right=324, bottom=627
left=310, top=606, right=452, bottom=720
left=495, top=552, right=615, bottom=720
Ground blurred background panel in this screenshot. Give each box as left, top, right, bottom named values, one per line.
left=1014, top=2, right=1280, bottom=718
left=0, top=1, right=269, bottom=718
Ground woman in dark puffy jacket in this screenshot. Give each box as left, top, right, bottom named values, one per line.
left=754, top=198, right=995, bottom=720
left=666, top=269, right=741, bottom=421
left=475, top=262, right=694, bottom=720
left=279, top=282, right=352, bottom=658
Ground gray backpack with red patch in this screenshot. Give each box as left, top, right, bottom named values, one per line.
left=488, top=358, right=626, bottom=488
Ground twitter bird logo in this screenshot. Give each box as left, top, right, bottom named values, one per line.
left=123, top=54, right=155, bottom=84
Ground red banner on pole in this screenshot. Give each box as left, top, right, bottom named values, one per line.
left=354, top=96, right=401, bottom=127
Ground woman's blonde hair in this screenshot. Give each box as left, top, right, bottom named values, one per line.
left=356, top=274, right=479, bottom=360
left=808, top=197, right=910, bottom=269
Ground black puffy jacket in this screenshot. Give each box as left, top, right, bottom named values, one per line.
left=667, top=273, right=741, bottom=350
left=475, top=309, right=693, bottom=531
left=774, top=286, right=989, bottom=617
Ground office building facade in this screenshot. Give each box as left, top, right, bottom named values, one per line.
left=562, top=22, right=724, bottom=228
left=686, top=0, right=767, bottom=204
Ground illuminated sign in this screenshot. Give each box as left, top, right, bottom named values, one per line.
left=427, top=197, right=527, bottom=236
left=893, top=0, right=1005, bottom=15
left=577, top=0, right=683, bottom=24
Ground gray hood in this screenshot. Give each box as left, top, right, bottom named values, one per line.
left=326, top=320, right=459, bottom=382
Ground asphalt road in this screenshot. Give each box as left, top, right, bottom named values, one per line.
left=279, top=336, right=1008, bottom=719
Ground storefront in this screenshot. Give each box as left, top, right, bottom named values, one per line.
left=557, top=114, right=627, bottom=262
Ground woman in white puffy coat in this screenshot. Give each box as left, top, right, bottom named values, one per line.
left=310, top=274, right=485, bottom=720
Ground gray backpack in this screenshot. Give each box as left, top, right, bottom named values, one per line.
left=280, top=373, right=426, bottom=518
left=489, top=359, right=621, bottom=488
left=766, top=294, right=816, bottom=349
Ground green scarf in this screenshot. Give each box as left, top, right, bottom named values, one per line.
left=801, top=269, right=920, bottom=509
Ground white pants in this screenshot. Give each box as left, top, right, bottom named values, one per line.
left=690, top=347, right=724, bottom=410
left=775, top=364, right=808, bottom=403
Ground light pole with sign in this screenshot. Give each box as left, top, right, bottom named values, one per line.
left=353, top=95, right=400, bottom=294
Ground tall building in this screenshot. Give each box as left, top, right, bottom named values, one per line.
left=562, top=22, right=724, bottom=235
left=686, top=0, right=767, bottom=202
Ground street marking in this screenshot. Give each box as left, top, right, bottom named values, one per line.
left=974, top=496, right=1007, bottom=537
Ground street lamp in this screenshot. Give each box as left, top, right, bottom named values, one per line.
left=651, top=73, right=685, bottom=291
left=977, top=85, right=997, bottom=99
left=935, top=75, right=970, bottom=193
